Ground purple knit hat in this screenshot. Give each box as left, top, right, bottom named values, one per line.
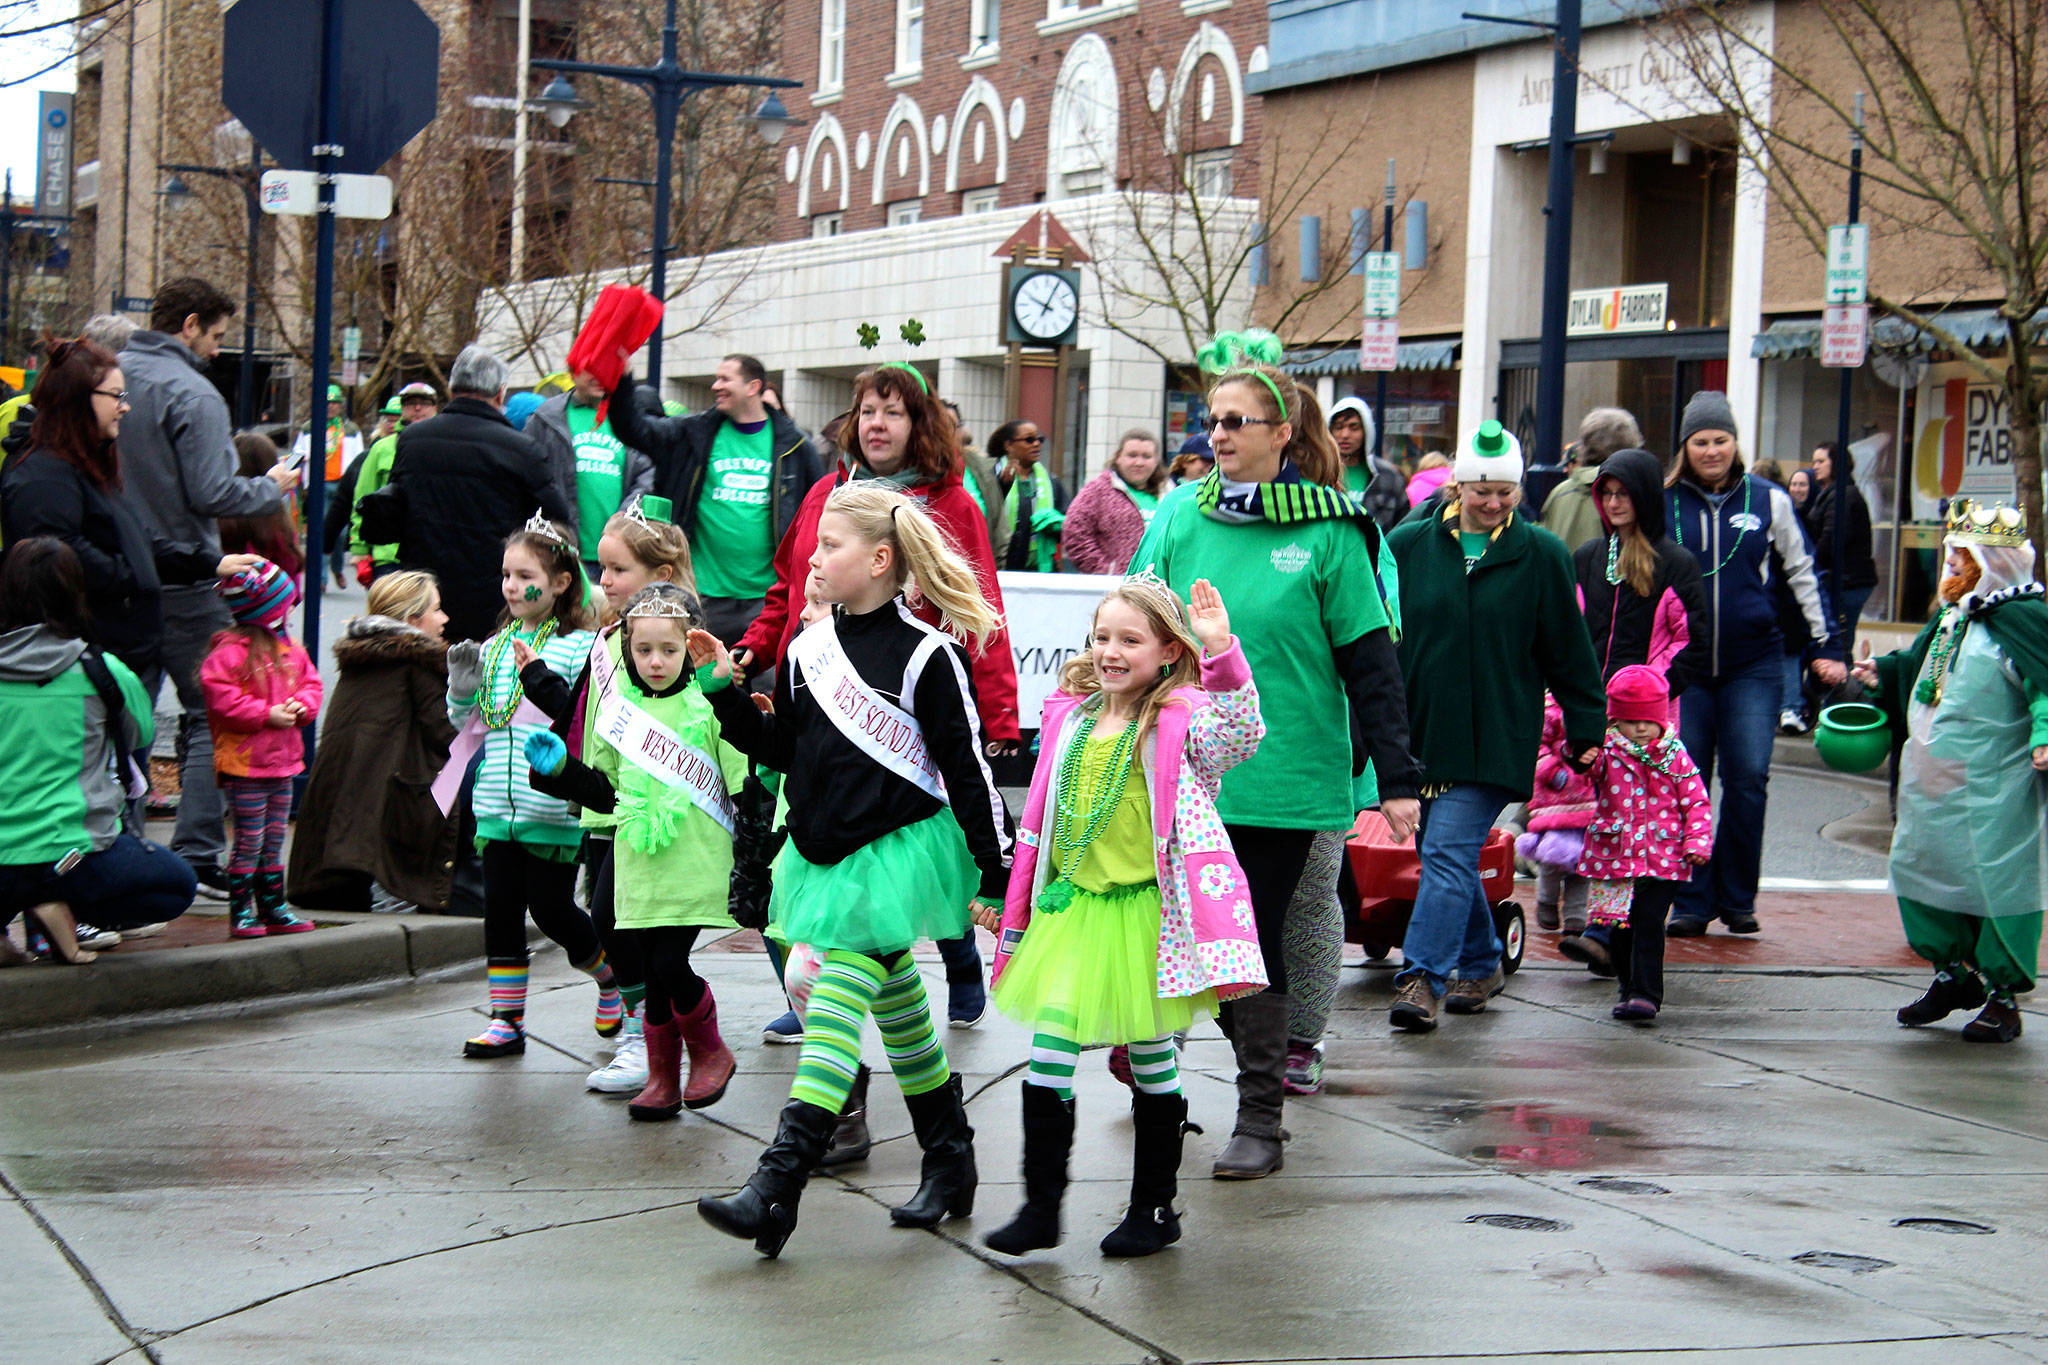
left=216, top=558, right=299, bottom=635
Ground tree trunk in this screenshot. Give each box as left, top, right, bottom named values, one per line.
left=2007, top=332, right=2047, bottom=581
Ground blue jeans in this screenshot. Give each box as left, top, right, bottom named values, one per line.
left=1835, top=583, right=1874, bottom=650
left=1397, top=783, right=1513, bottom=994
left=0, top=834, right=197, bottom=929
left=1673, top=655, right=1779, bottom=924
left=1780, top=652, right=1806, bottom=716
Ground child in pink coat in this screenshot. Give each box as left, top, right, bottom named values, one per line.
left=1518, top=696, right=1598, bottom=944
left=1575, top=665, right=1711, bottom=1021
left=981, top=574, right=1265, bottom=1262
left=201, top=558, right=322, bottom=938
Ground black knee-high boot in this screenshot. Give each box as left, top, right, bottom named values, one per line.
left=985, top=1083, right=1075, bottom=1255
left=889, top=1074, right=977, bottom=1227
left=1101, top=1090, right=1192, bottom=1257
left=697, top=1098, right=838, bottom=1258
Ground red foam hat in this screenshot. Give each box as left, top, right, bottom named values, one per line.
left=565, top=284, right=664, bottom=426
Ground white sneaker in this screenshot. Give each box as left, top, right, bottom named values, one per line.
left=587, top=1025, right=649, bottom=1093
left=74, top=922, right=122, bottom=951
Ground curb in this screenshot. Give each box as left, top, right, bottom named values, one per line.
left=0, top=912, right=504, bottom=1035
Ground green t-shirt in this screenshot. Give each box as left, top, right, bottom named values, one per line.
left=1343, top=464, right=1371, bottom=495
left=693, top=420, right=778, bottom=598
left=1149, top=501, right=1390, bottom=829
left=1459, top=530, right=1490, bottom=573
left=568, top=403, right=629, bottom=558
left=1124, top=480, right=1160, bottom=523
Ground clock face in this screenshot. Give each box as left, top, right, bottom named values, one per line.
left=1013, top=271, right=1079, bottom=341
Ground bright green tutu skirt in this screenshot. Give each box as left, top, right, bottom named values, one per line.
left=993, top=881, right=1217, bottom=1045
left=770, top=810, right=975, bottom=954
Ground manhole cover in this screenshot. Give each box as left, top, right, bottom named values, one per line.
left=1792, top=1251, right=1894, bottom=1273
left=1578, top=1177, right=1670, bottom=1195
left=1894, top=1217, right=1993, bottom=1235
left=1466, top=1214, right=1570, bottom=1232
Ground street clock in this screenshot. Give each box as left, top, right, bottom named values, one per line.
left=1004, top=267, right=1081, bottom=346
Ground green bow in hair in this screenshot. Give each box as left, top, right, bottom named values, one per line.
left=1195, top=328, right=1285, bottom=377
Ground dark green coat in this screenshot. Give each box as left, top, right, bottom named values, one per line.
left=1387, top=506, right=1606, bottom=797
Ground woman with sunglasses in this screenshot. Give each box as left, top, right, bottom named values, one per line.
left=1136, top=332, right=1420, bottom=1179
left=991, top=419, right=1069, bottom=573
left=1383, top=421, right=1606, bottom=1033
left=1, top=339, right=250, bottom=688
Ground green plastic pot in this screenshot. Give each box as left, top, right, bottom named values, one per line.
left=1813, top=702, right=1892, bottom=773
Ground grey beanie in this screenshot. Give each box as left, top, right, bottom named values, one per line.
left=1678, top=390, right=1738, bottom=445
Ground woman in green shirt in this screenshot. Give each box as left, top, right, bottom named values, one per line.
left=1143, top=336, right=1420, bottom=1179
left=1384, top=421, right=1606, bottom=1033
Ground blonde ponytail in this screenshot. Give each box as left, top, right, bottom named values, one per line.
left=822, top=483, right=1003, bottom=653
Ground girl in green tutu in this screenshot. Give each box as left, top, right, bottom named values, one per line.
left=982, top=573, right=1268, bottom=1260
left=687, top=479, right=1011, bottom=1258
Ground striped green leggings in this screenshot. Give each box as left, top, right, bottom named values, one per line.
left=1026, top=1007, right=1180, bottom=1100
left=790, top=948, right=950, bottom=1112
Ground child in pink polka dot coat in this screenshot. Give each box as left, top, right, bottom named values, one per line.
left=1575, top=664, right=1712, bottom=1022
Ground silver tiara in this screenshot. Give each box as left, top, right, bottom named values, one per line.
left=1119, top=567, right=1193, bottom=625
left=524, top=509, right=570, bottom=546
left=625, top=595, right=695, bottom=620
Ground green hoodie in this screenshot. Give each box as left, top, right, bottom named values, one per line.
left=349, top=429, right=404, bottom=564
left=0, top=626, right=153, bottom=861
left=1386, top=507, right=1606, bottom=797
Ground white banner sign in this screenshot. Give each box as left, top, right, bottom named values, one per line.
left=1566, top=283, right=1668, bottom=336
left=998, top=571, right=1123, bottom=726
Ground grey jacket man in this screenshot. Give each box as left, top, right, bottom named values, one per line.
left=525, top=389, right=659, bottom=531
left=117, top=329, right=281, bottom=558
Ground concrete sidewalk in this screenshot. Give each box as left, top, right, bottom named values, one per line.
left=3, top=941, right=2042, bottom=1363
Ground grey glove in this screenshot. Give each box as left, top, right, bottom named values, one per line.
left=447, top=640, right=484, bottom=699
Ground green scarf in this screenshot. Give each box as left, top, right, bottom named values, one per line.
left=1874, top=589, right=2048, bottom=742
left=1192, top=466, right=1403, bottom=638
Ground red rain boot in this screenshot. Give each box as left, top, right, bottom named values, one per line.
left=628, top=1020, right=683, bottom=1121
left=678, top=988, right=737, bottom=1110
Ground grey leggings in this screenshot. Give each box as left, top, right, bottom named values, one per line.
left=1283, top=829, right=1348, bottom=1045
left=1535, top=865, right=1590, bottom=933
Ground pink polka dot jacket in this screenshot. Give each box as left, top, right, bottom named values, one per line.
left=1574, top=731, right=1713, bottom=882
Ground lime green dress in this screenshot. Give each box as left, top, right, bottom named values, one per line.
left=992, top=728, right=1218, bottom=1043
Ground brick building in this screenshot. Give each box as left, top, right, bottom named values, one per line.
left=486, top=0, right=1275, bottom=484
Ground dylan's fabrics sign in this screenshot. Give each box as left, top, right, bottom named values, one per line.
left=998, top=570, right=1123, bottom=724
left=1910, top=364, right=2047, bottom=519
left=1565, top=283, right=1668, bottom=337
left=35, top=92, right=72, bottom=219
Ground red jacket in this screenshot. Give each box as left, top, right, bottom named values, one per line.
left=737, top=467, right=1021, bottom=742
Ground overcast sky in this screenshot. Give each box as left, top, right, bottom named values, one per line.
left=0, top=0, right=79, bottom=205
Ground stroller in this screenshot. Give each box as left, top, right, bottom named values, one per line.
left=1341, top=809, right=1526, bottom=974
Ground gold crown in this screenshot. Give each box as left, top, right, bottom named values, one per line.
left=1946, top=498, right=2028, bottom=547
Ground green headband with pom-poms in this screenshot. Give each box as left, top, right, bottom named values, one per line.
left=1196, top=329, right=1289, bottom=418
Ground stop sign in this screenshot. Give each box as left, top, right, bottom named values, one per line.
left=222, top=0, right=440, bottom=175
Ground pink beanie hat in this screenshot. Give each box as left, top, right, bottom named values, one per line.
left=1606, top=664, right=1669, bottom=727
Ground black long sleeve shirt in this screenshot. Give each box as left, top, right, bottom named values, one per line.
left=706, top=597, right=1013, bottom=900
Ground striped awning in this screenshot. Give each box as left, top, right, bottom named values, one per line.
left=1282, top=339, right=1461, bottom=376
left=1751, top=306, right=2048, bottom=360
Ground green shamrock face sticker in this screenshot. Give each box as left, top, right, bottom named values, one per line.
left=524, top=585, right=542, bottom=602
left=856, top=322, right=881, bottom=349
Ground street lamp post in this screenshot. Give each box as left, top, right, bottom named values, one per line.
left=159, top=141, right=265, bottom=429
left=528, top=0, right=798, bottom=385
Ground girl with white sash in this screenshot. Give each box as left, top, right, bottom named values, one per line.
left=526, top=582, right=749, bottom=1119
left=516, top=497, right=693, bottom=1095
left=688, top=483, right=1013, bottom=1259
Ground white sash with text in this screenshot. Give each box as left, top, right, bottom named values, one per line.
left=594, top=693, right=737, bottom=834
left=789, top=620, right=947, bottom=802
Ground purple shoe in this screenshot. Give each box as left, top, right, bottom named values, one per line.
left=1612, top=997, right=1659, bottom=1023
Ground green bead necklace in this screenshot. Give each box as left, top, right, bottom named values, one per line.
left=478, top=619, right=557, bottom=728
left=1037, top=706, right=1139, bottom=914
left=1914, top=607, right=1966, bottom=705
left=1673, top=477, right=1753, bottom=577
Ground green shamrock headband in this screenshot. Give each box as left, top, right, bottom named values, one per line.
left=1196, top=329, right=1289, bottom=419
left=858, top=318, right=930, bottom=394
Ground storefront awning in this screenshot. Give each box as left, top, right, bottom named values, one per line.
left=1751, top=306, right=2048, bottom=359
left=1281, top=339, right=1461, bottom=376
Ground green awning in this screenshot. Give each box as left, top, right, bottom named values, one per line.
left=1282, top=339, right=1460, bottom=376
left=1751, top=306, right=2048, bottom=360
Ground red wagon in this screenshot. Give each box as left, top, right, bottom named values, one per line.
left=1342, top=809, right=1526, bottom=974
